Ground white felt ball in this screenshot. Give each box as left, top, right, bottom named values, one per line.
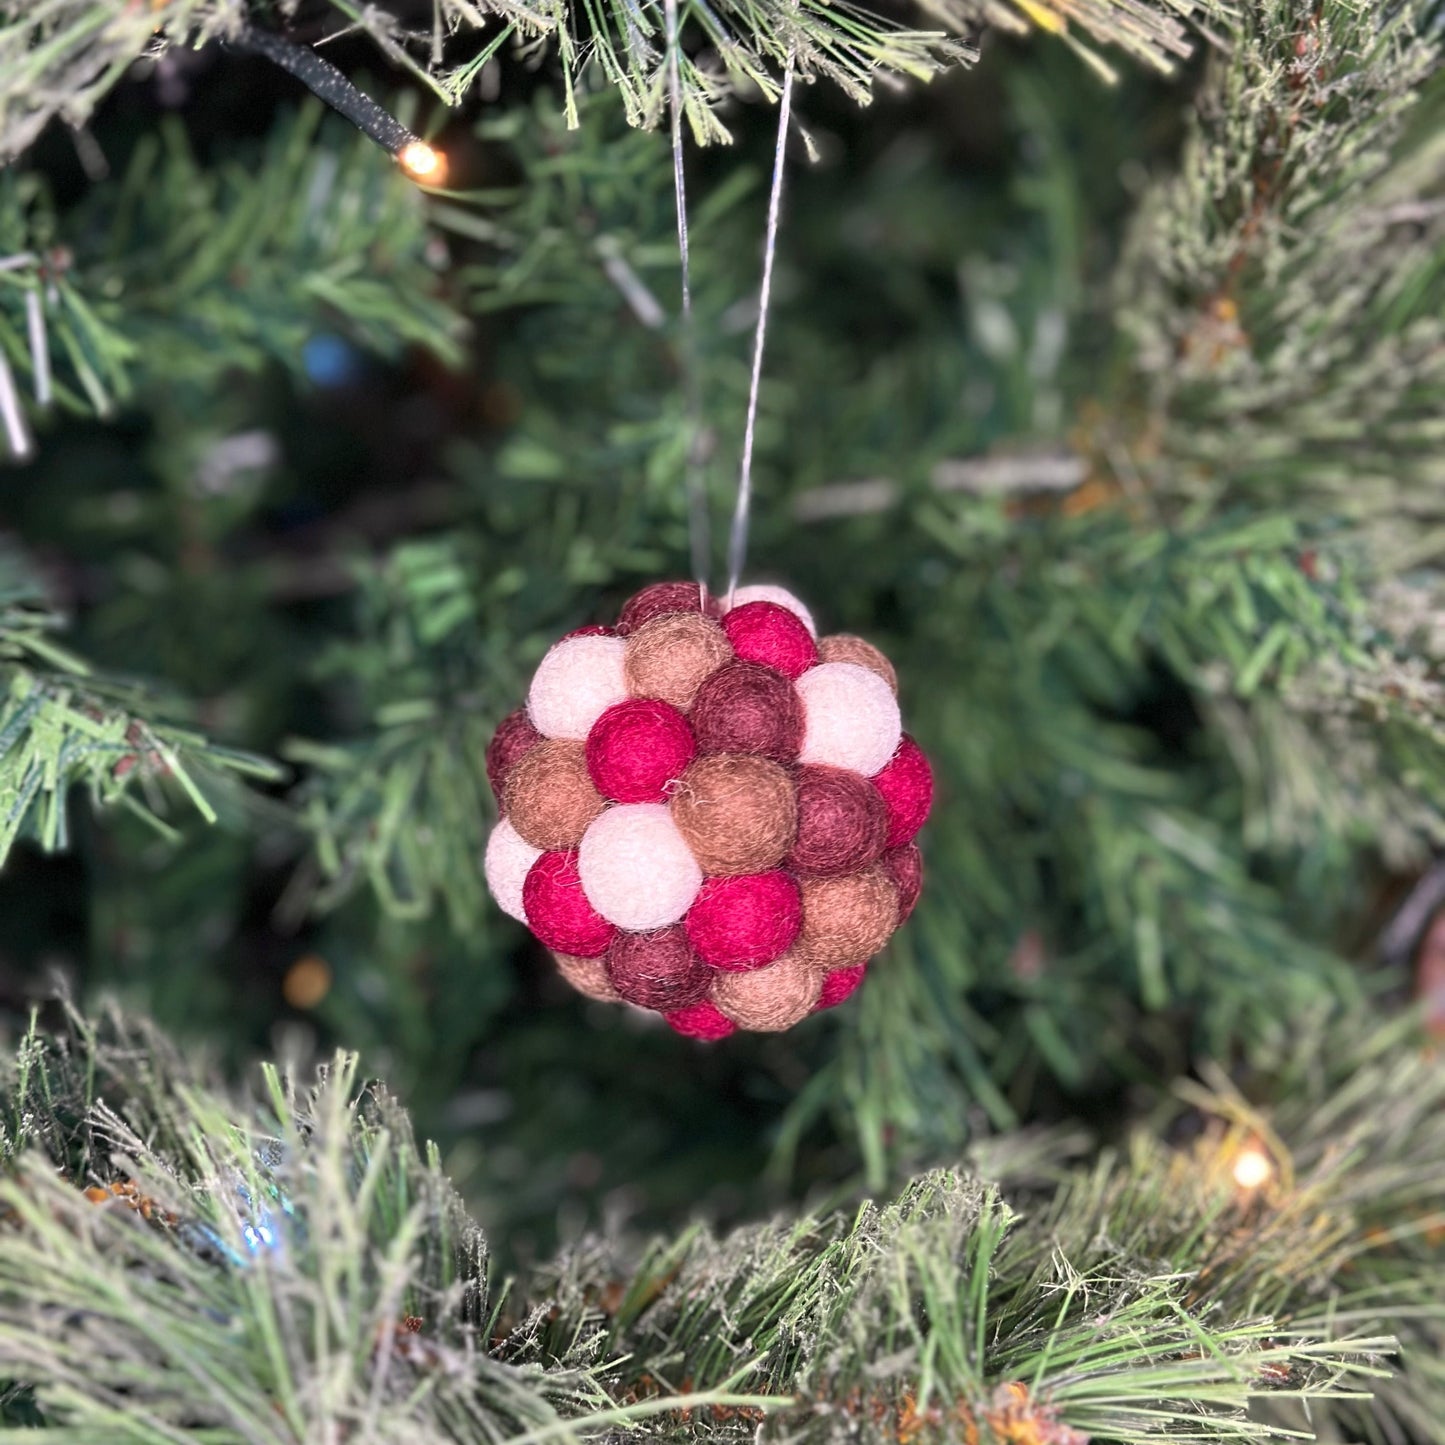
left=578, top=803, right=703, bottom=930
left=484, top=818, right=541, bottom=923
left=727, top=584, right=817, bottom=637
left=527, top=635, right=628, bottom=740
left=796, top=662, right=902, bottom=777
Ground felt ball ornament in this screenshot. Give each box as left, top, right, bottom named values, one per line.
left=483, top=580, right=934, bottom=1035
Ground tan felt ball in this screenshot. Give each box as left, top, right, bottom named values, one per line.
left=503, top=738, right=605, bottom=850
left=793, top=866, right=899, bottom=969
left=553, top=951, right=621, bottom=1002
left=711, top=952, right=821, bottom=1031
left=818, top=634, right=899, bottom=696
left=624, top=612, right=733, bottom=710
left=669, top=754, right=797, bottom=875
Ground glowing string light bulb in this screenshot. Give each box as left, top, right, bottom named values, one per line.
left=397, top=140, right=446, bottom=186
left=1232, top=1144, right=1275, bottom=1191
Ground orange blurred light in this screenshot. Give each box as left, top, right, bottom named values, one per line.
left=398, top=140, right=445, bottom=185
left=283, top=954, right=332, bottom=1010
left=1232, top=1145, right=1274, bottom=1191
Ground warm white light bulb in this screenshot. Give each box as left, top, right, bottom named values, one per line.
left=398, top=140, right=445, bottom=184
left=1232, top=1145, right=1274, bottom=1190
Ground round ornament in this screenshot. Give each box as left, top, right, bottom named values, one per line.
left=483, top=581, right=934, bottom=1036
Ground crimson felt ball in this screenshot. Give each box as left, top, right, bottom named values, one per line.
left=585, top=698, right=696, bottom=803
left=522, top=850, right=616, bottom=958
left=722, top=600, right=818, bottom=680
left=664, top=1000, right=737, bottom=1040
left=685, top=870, right=802, bottom=971
left=872, top=735, right=934, bottom=847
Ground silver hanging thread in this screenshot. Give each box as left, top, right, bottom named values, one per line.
left=663, top=0, right=711, bottom=597
left=726, top=51, right=795, bottom=604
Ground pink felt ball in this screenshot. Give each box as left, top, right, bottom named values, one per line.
left=722, top=601, right=819, bottom=681
left=727, top=584, right=816, bottom=637
left=483, top=818, right=542, bottom=924
left=885, top=843, right=923, bottom=922
left=685, top=870, right=801, bottom=972
left=577, top=803, right=703, bottom=930
left=522, top=850, right=616, bottom=958
left=815, top=963, right=867, bottom=1011
left=606, top=926, right=711, bottom=1011
left=618, top=581, right=720, bottom=636
left=585, top=698, right=697, bottom=803
left=872, top=735, right=934, bottom=847
left=527, top=634, right=629, bottom=740
left=795, top=661, right=902, bottom=776
left=485, top=709, right=543, bottom=803
left=664, top=1000, right=737, bottom=1040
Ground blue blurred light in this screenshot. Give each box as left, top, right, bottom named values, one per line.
left=303, top=333, right=361, bottom=388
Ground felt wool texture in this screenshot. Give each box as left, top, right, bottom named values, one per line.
left=553, top=951, right=621, bottom=1003
left=788, top=764, right=888, bottom=876
left=523, top=850, right=617, bottom=957
left=885, top=842, right=924, bottom=922
left=685, top=870, right=802, bottom=971
left=793, top=866, right=899, bottom=968
left=689, top=661, right=803, bottom=763
left=795, top=662, right=902, bottom=776
left=483, top=819, right=542, bottom=924
left=585, top=699, right=697, bottom=803
left=605, top=926, right=711, bottom=1011
left=561, top=624, right=616, bottom=639
left=485, top=708, right=543, bottom=803
left=815, top=963, right=867, bottom=1011
left=527, top=634, right=629, bottom=740
left=727, top=584, right=817, bottom=637
left=664, top=1000, right=737, bottom=1040
left=623, top=612, right=733, bottom=710
left=872, top=735, right=934, bottom=847
left=669, top=754, right=797, bottom=875
left=502, top=739, right=605, bottom=851
left=710, top=952, right=821, bottom=1031
left=817, top=634, right=898, bottom=695
left=722, top=600, right=819, bottom=680
left=577, top=802, right=704, bottom=930
left=617, top=580, right=719, bottom=636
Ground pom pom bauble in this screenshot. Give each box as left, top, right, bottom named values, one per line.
left=528, top=634, right=629, bottom=739
left=872, top=736, right=934, bottom=847
left=712, top=952, right=821, bottom=1030
left=686, top=870, right=801, bottom=971
left=486, top=709, right=543, bottom=802
left=670, top=754, right=796, bottom=875
left=606, top=926, right=711, bottom=1010
left=484, top=581, right=934, bottom=1034
left=689, top=662, right=802, bottom=762
left=523, top=851, right=616, bottom=957
left=722, top=601, right=819, bottom=680
left=586, top=699, right=697, bottom=803
left=789, top=765, right=887, bottom=876
left=624, top=612, right=732, bottom=709
left=503, top=739, right=605, bottom=850
left=484, top=819, right=541, bottom=923
left=796, top=663, right=902, bottom=776
left=578, top=803, right=703, bottom=930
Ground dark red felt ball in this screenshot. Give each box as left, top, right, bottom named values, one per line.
left=561, top=624, right=616, bottom=640
left=872, top=735, right=934, bottom=848
left=585, top=698, right=696, bottom=803
left=664, top=1000, right=737, bottom=1040
left=788, top=765, right=888, bottom=876
left=722, top=601, right=819, bottom=680
left=606, top=926, right=710, bottom=1011
left=522, top=850, right=616, bottom=958
left=688, top=661, right=802, bottom=763
left=815, top=964, right=867, bottom=1011
left=618, top=581, right=720, bottom=636
left=485, top=708, right=542, bottom=803
left=885, top=843, right=923, bottom=922
left=685, top=870, right=801, bottom=971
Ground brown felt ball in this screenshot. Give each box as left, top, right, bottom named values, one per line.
left=689, top=661, right=802, bottom=763
left=711, top=952, right=821, bottom=1031
left=818, top=634, right=898, bottom=695
left=788, top=765, right=888, bottom=876
left=553, top=951, right=621, bottom=1003
left=793, top=866, right=899, bottom=969
left=669, top=754, right=797, bottom=875
left=606, top=926, right=711, bottom=1011
left=502, top=738, right=605, bottom=850
left=485, top=708, right=542, bottom=802
left=624, top=612, right=733, bottom=710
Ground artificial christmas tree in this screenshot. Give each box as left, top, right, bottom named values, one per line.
left=1, top=0, right=1443, bottom=1439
